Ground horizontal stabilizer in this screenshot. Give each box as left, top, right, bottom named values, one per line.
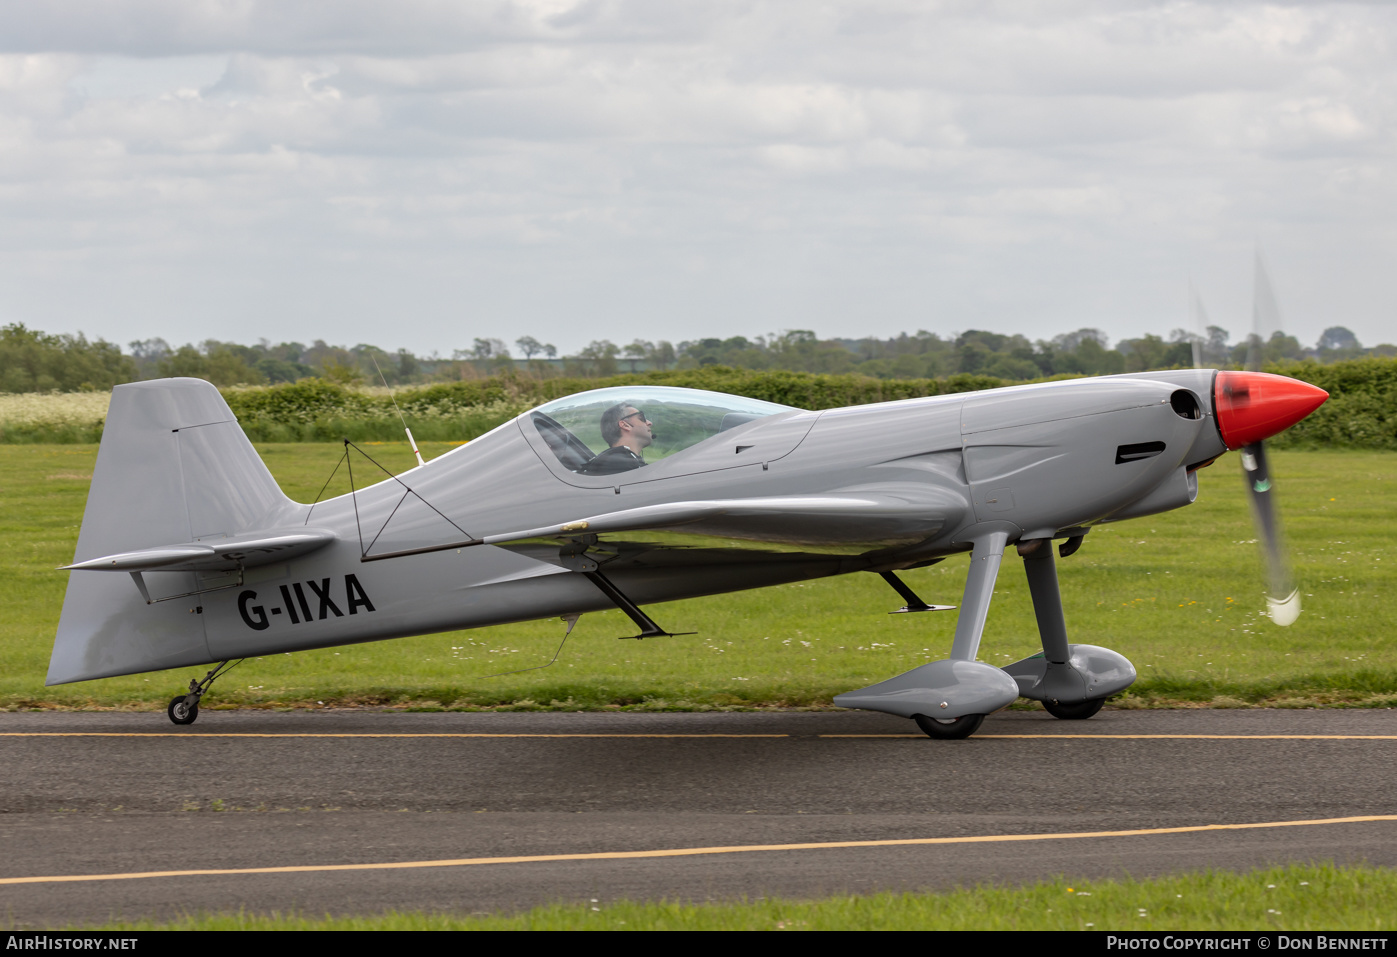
left=63, top=528, right=336, bottom=573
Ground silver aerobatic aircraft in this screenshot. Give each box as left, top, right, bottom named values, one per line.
left=51, top=367, right=1327, bottom=738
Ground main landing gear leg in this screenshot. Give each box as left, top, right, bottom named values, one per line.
left=1019, top=539, right=1104, bottom=719
left=913, top=531, right=1009, bottom=740
left=949, top=532, right=1009, bottom=664
left=833, top=532, right=1020, bottom=740
left=167, top=659, right=241, bottom=726
left=1021, top=539, right=1071, bottom=663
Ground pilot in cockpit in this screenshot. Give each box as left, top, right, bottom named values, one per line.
left=578, top=401, right=654, bottom=475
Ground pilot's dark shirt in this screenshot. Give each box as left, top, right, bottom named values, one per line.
left=578, top=446, right=645, bottom=475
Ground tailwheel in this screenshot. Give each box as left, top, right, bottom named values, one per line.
left=165, top=659, right=242, bottom=726
left=913, top=713, right=985, bottom=740
left=168, top=696, right=199, bottom=726
left=1042, top=697, right=1105, bottom=720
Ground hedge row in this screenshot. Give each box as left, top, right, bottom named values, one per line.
left=3, top=358, right=1395, bottom=447
left=225, top=368, right=1004, bottom=420
left=219, top=359, right=1397, bottom=450
left=1264, top=359, right=1397, bottom=450
left=209, top=368, right=1014, bottom=442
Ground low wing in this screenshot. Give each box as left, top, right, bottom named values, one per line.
left=62, top=528, right=337, bottom=573
left=360, top=492, right=951, bottom=563
left=475, top=495, right=932, bottom=546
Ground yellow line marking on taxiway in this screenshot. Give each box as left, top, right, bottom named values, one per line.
left=3, top=732, right=1396, bottom=740
left=2, top=815, right=1394, bottom=886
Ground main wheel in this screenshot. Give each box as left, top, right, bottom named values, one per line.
left=168, top=696, right=199, bottom=726
left=1042, top=697, right=1105, bottom=720
left=913, top=713, right=985, bottom=740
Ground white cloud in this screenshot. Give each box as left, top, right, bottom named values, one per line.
left=0, top=1, right=1394, bottom=353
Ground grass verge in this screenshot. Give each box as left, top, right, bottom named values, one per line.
left=74, top=863, right=1396, bottom=931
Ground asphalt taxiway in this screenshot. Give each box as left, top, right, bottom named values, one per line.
left=2, top=707, right=1396, bottom=927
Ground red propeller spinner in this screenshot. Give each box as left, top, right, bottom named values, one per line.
left=1214, top=371, right=1328, bottom=450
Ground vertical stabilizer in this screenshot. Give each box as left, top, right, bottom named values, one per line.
left=49, top=379, right=297, bottom=684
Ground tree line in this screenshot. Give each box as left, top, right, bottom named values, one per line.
left=1, top=321, right=1389, bottom=393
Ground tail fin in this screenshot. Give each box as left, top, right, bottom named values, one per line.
left=49, top=379, right=297, bottom=684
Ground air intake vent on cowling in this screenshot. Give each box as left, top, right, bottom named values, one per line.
left=1170, top=390, right=1202, bottom=419
left=1116, top=441, right=1166, bottom=464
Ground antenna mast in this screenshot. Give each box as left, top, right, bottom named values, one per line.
left=372, top=355, right=424, bottom=467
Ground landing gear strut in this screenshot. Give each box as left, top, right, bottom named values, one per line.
left=834, top=531, right=1021, bottom=740
left=833, top=529, right=1134, bottom=740
left=1005, top=537, right=1135, bottom=718
left=166, top=659, right=241, bottom=726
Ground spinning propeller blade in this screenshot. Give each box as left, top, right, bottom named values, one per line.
left=1238, top=440, right=1299, bottom=625
left=1212, top=251, right=1326, bottom=625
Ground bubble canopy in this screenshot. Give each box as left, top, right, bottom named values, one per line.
left=528, top=386, right=799, bottom=475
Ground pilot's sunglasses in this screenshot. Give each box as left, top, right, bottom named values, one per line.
left=622, top=410, right=650, bottom=423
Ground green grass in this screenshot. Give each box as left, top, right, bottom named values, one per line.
left=3, top=444, right=1395, bottom=711
left=76, top=863, right=1396, bottom=930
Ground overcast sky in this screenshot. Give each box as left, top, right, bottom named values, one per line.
left=1, top=1, right=1393, bottom=357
